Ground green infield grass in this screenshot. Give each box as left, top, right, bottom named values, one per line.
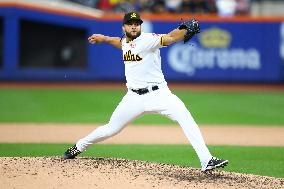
left=0, top=143, right=283, bottom=178
left=0, top=89, right=284, bottom=125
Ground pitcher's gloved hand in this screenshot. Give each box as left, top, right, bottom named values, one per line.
left=178, top=19, right=200, bottom=43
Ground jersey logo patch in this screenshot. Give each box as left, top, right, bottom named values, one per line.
left=130, top=43, right=136, bottom=48
left=123, top=50, right=142, bottom=61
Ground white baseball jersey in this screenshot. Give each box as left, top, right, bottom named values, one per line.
left=121, top=32, right=167, bottom=89
left=76, top=32, right=214, bottom=169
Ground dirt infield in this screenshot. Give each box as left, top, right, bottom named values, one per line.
left=1, top=157, right=283, bottom=189
left=0, top=124, right=283, bottom=146
left=1, top=124, right=284, bottom=188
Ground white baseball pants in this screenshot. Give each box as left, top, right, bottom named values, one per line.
left=76, top=85, right=212, bottom=167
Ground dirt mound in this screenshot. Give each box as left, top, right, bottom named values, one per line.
left=1, top=157, right=283, bottom=189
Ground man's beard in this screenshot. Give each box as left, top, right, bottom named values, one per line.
left=125, top=30, right=141, bottom=40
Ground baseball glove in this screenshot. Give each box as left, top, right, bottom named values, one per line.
left=178, top=19, right=200, bottom=43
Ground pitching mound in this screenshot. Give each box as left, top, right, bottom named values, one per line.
left=1, top=157, right=283, bottom=189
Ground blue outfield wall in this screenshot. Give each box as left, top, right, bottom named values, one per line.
left=0, top=6, right=284, bottom=82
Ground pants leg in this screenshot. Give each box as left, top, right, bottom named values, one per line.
left=153, top=87, right=212, bottom=166
left=76, top=92, right=144, bottom=151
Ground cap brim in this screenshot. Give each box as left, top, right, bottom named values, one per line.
left=124, top=19, right=143, bottom=24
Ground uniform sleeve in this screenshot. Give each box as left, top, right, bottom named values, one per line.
left=143, top=33, right=167, bottom=51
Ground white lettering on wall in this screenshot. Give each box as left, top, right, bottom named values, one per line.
left=168, top=43, right=261, bottom=76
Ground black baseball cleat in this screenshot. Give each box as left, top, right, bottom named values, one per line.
left=201, top=157, right=229, bottom=172
left=63, top=144, right=81, bottom=159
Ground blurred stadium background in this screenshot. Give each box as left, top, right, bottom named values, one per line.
left=0, top=0, right=284, bottom=83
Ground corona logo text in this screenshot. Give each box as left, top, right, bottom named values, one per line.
left=168, top=43, right=261, bottom=76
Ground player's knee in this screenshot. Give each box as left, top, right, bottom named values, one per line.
left=103, top=123, right=124, bottom=137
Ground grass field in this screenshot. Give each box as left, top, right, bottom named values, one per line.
left=1, top=88, right=284, bottom=179
left=0, top=143, right=283, bottom=178
left=0, top=89, right=284, bottom=125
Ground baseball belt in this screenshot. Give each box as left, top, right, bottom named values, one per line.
left=131, top=85, right=159, bottom=95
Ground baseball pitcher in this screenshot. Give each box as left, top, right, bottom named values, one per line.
left=63, top=12, right=228, bottom=172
